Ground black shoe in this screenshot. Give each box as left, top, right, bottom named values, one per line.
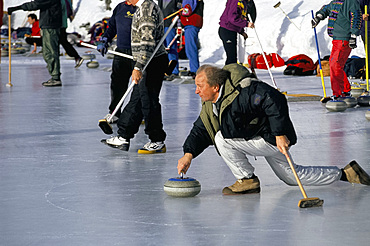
left=164, top=74, right=180, bottom=81
left=75, top=57, right=84, bottom=68
left=42, top=78, right=62, bottom=87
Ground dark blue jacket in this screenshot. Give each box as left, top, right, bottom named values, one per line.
left=103, top=1, right=137, bottom=49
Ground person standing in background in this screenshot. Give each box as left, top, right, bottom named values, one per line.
left=180, top=0, right=204, bottom=79
left=8, top=0, right=63, bottom=87
left=158, top=0, right=182, bottom=81
left=219, top=0, right=256, bottom=65
left=312, top=0, right=362, bottom=99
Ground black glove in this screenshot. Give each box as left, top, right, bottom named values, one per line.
left=311, top=14, right=324, bottom=28
left=349, top=34, right=357, bottom=49
left=97, top=36, right=109, bottom=57
left=7, top=6, right=22, bottom=15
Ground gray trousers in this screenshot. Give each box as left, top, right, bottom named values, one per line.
left=42, top=28, right=61, bottom=80
left=214, top=131, right=342, bottom=186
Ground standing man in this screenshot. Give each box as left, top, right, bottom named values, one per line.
left=158, top=0, right=182, bottom=80
left=101, top=0, right=169, bottom=154
left=8, top=0, right=63, bottom=87
left=312, top=0, right=362, bottom=99
left=24, top=14, right=42, bottom=54
left=97, top=1, right=137, bottom=123
left=177, top=64, right=370, bottom=195
left=180, top=0, right=204, bottom=78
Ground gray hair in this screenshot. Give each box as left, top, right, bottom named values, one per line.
left=196, top=65, right=230, bottom=87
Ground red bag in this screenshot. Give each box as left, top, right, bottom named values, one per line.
left=248, top=53, right=260, bottom=69
left=270, top=53, right=285, bottom=67
left=255, top=53, right=273, bottom=69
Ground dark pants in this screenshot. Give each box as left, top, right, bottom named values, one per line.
left=60, top=28, right=80, bottom=59
left=117, top=54, right=168, bottom=142
left=25, top=37, right=43, bottom=46
left=219, top=26, right=237, bottom=65
left=109, top=48, right=134, bottom=118
left=42, top=28, right=61, bottom=80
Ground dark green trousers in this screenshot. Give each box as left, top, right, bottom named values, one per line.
left=42, top=28, right=61, bottom=80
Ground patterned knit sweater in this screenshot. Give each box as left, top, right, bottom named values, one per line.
left=316, top=0, right=362, bottom=40
left=131, top=0, right=166, bottom=69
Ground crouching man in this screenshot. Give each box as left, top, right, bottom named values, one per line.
left=177, top=64, right=370, bottom=195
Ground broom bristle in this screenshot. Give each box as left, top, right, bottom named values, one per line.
left=298, top=197, right=324, bottom=208
left=98, top=119, right=113, bottom=135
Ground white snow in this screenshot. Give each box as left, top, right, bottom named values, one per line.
left=3, top=0, right=368, bottom=64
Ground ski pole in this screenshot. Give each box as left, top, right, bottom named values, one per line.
left=7, top=14, right=13, bottom=87
left=248, top=14, right=277, bottom=89
left=311, top=10, right=327, bottom=99
left=366, top=5, right=369, bottom=91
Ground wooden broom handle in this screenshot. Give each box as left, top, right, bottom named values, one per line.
left=284, top=153, right=308, bottom=199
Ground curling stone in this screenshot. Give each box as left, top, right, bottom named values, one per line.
left=86, top=60, right=99, bottom=68
left=11, top=48, right=21, bottom=54
left=339, top=96, right=357, bottom=108
left=81, top=53, right=96, bottom=60
left=366, top=110, right=370, bottom=120
left=326, top=100, right=347, bottom=112
left=164, top=176, right=201, bottom=197
left=351, top=87, right=365, bottom=98
left=357, top=95, right=370, bottom=107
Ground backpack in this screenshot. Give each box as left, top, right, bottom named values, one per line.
left=248, top=53, right=284, bottom=69
left=284, top=54, right=317, bottom=76
left=344, top=57, right=366, bottom=78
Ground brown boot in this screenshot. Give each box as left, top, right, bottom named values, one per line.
left=222, top=175, right=261, bottom=195
left=343, top=161, right=370, bottom=185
